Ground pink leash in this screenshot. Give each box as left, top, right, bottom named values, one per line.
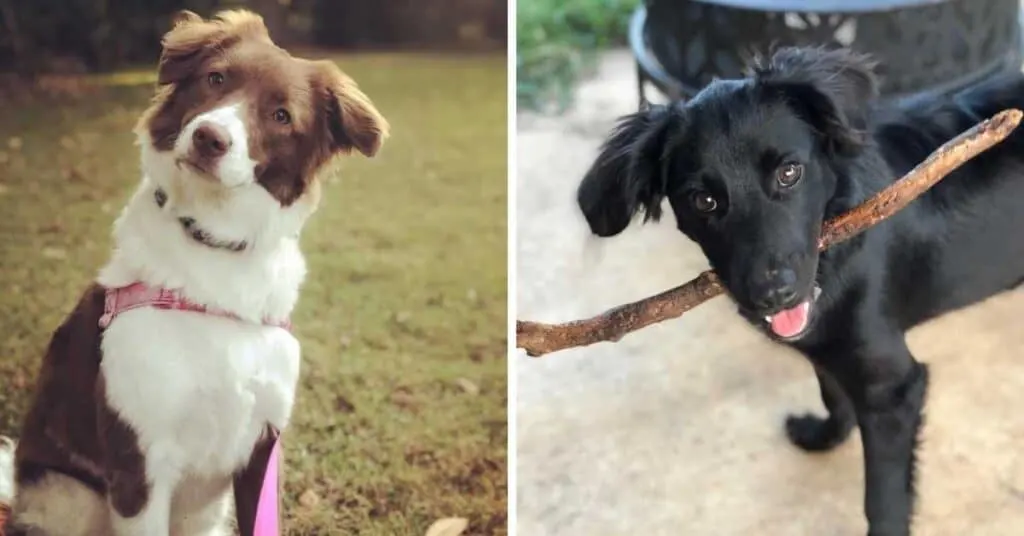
left=254, top=437, right=281, bottom=536
left=100, top=283, right=289, bottom=535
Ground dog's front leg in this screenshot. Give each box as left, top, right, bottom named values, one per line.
left=845, top=347, right=928, bottom=536
left=786, top=365, right=857, bottom=451
left=99, top=391, right=175, bottom=536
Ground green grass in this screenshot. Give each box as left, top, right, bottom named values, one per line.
left=517, top=0, right=639, bottom=111
left=0, top=53, right=507, bottom=535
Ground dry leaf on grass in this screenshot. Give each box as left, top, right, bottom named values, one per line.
left=41, top=247, right=68, bottom=260
left=334, top=395, right=356, bottom=414
left=425, top=517, right=469, bottom=536
left=298, top=488, right=321, bottom=508
left=455, top=378, right=480, bottom=396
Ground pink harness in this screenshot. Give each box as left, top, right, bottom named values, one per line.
left=100, top=282, right=287, bottom=535
left=99, top=282, right=291, bottom=331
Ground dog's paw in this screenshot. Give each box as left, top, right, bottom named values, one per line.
left=785, top=413, right=852, bottom=452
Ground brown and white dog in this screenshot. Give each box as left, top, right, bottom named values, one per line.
left=1, top=9, right=387, bottom=535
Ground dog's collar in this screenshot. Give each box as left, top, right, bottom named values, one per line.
left=97, top=282, right=292, bottom=331
left=154, top=188, right=249, bottom=253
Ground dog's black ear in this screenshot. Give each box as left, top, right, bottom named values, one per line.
left=754, top=47, right=879, bottom=156
left=577, top=105, right=675, bottom=237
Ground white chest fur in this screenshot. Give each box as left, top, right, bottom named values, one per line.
left=93, top=177, right=311, bottom=483
left=100, top=310, right=300, bottom=476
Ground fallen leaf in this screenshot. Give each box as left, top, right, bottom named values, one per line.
left=390, top=387, right=418, bottom=412
left=41, top=247, right=67, bottom=260
left=298, top=489, right=320, bottom=508
left=455, top=378, right=480, bottom=396
left=393, top=311, right=412, bottom=324
left=7, top=137, right=21, bottom=151
left=425, top=517, right=469, bottom=536
left=61, top=167, right=83, bottom=181
left=39, top=221, right=64, bottom=234
left=334, top=395, right=355, bottom=413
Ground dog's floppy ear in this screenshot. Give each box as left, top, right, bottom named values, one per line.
left=577, top=105, right=675, bottom=237
left=754, top=47, right=879, bottom=156
left=315, top=61, right=390, bottom=157
left=157, top=10, right=270, bottom=85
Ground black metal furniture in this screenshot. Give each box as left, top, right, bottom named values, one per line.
left=630, top=0, right=1023, bottom=106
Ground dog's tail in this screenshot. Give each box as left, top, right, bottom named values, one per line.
left=0, top=436, right=14, bottom=534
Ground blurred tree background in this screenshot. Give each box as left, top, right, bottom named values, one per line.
left=0, top=0, right=507, bottom=74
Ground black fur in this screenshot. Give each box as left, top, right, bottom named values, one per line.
left=577, top=46, right=1024, bottom=536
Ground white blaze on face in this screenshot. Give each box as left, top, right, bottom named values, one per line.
left=175, top=103, right=257, bottom=188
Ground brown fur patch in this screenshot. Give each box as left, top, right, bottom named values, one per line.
left=137, top=9, right=390, bottom=206
left=12, top=285, right=150, bottom=527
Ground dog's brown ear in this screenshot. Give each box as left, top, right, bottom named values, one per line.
left=157, top=10, right=269, bottom=85
left=157, top=11, right=215, bottom=84
left=316, top=61, right=390, bottom=157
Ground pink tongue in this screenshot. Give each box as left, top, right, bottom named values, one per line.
left=769, top=301, right=810, bottom=338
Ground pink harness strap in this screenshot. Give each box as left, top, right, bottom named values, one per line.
left=98, top=282, right=289, bottom=535
left=98, top=282, right=291, bottom=330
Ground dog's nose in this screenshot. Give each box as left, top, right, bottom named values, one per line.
left=192, top=122, right=231, bottom=158
left=753, top=267, right=799, bottom=310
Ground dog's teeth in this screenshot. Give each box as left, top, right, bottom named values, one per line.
left=764, top=316, right=771, bottom=322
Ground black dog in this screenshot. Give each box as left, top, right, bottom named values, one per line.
left=577, top=46, right=1024, bottom=536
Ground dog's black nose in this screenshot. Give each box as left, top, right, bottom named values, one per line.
left=192, top=122, right=231, bottom=158
left=753, top=267, right=799, bottom=310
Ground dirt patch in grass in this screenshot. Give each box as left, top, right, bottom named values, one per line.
left=0, top=52, right=507, bottom=535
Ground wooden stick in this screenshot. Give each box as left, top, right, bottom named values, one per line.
left=517, top=109, right=1022, bottom=357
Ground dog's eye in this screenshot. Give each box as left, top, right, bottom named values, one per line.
left=776, top=162, right=803, bottom=188
left=207, top=72, right=225, bottom=86
left=690, top=191, right=718, bottom=213
left=273, top=108, right=291, bottom=125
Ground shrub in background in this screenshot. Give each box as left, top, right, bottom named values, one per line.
left=517, top=0, right=639, bottom=112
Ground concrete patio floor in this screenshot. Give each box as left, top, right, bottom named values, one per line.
left=515, top=50, right=1024, bottom=536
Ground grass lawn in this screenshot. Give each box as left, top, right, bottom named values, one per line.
left=0, top=52, right=507, bottom=535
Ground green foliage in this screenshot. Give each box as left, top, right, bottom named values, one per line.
left=517, top=0, right=640, bottom=112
